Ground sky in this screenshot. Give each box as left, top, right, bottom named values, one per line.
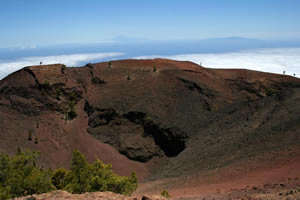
left=0, top=0, right=300, bottom=79
left=1, top=0, right=300, bottom=48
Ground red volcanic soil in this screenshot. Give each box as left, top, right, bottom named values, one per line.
left=0, top=59, right=300, bottom=198
left=136, top=148, right=300, bottom=199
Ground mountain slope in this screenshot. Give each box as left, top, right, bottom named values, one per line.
left=0, top=59, right=299, bottom=186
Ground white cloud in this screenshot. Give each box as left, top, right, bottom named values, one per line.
left=1, top=48, right=299, bottom=80
left=0, top=52, right=124, bottom=79
left=135, top=48, right=300, bottom=77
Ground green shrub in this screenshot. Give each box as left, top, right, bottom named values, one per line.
left=61, top=64, right=66, bottom=74
left=0, top=149, right=138, bottom=199
left=0, top=188, right=10, bottom=200
left=40, top=81, right=50, bottom=88
left=143, top=114, right=153, bottom=126
left=161, top=190, right=170, bottom=198
left=55, top=87, right=64, bottom=100
left=38, top=81, right=51, bottom=92
left=23, top=168, right=53, bottom=195
left=17, top=147, right=21, bottom=154
left=52, top=168, right=69, bottom=190
left=153, top=65, right=157, bottom=72
left=265, top=88, right=274, bottom=96
left=0, top=150, right=53, bottom=199
left=63, top=150, right=138, bottom=195
left=66, top=100, right=77, bottom=120
left=66, top=109, right=77, bottom=120
left=28, top=130, right=33, bottom=141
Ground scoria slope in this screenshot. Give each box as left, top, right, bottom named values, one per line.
left=0, top=59, right=300, bottom=197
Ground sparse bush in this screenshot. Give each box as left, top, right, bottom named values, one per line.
left=265, top=88, right=274, bottom=96
left=153, top=65, right=157, bottom=72
left=39, top=81, right=50, bottom=90
left=143, top=114, right=153, bottom=125
left=161, top=190, right=170, bottom=198
left=66, top=100, right=77, bottom=120
left=92, top=77, right=106, bottom=85
left=61, top=64, right=66, bottom=74
left=65, top=91, right=79, bottom=120
left=28, top=130, right=33, bottom=141
left=42, top=81, right=50, bottom=87
left=55, top=87, right=64, bottom=100
left=69, top=91, right=77, bottom=101
left=17, top=147, right=21, bottom=154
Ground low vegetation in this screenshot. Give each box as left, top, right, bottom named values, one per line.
left=0, top=150, right=53, bottom=199
left=65, top=91, right=79, bottom=120
left=27, top=130, right=33, bottom=141
left=61, top=64, right=66, bottom=74
left=55, top=87, right=64, bottom=100
left=265, top=87, right=275, bottom=96
left=39, top=80, right=50, bottom=89
left=34, top=136, right=38, bottom=144
left=161, top=190, right=170, bottom=198
left=108, top=61, right=112, bottom=68
left=0, top=149, right=138, bottom=199
left=153, top=65, right=157, bottom=72
left=65, top=99, right=77, bottom=120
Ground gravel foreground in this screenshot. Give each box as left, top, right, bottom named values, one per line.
left=15, top=190, right=168, bottom=200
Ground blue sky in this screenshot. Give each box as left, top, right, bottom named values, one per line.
left=0, top=0, right=300, bottom=79
left=1, top=0, right=300, bottom=48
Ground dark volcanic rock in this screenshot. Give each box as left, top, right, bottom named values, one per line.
left=85, top=105, right=187, bottom=162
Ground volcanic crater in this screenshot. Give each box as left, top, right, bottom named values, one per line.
left=0, top=59, right=300, bottom=199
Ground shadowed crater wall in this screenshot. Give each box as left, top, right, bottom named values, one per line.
left=84, top=102, right=187, bottom=162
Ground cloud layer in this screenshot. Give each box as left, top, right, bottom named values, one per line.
left=1, top=48, right=299, bottom=80
left=0, top=52, right=124, bottom=79
left=136, top=48, right=300, bottom=77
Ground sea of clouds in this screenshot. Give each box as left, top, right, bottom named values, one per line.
left=0, top=52, right=124, bottom=79
left=136, top=48, right=300, bottom=77
left=0, top=48, right=299, bottom=80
